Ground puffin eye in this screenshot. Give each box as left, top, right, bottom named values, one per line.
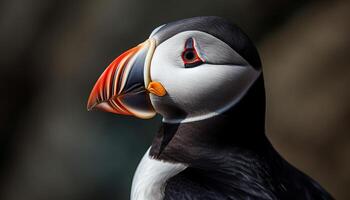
left=181, top=38, right=203, bottom=68
left=183, top=50, right=195, bottom=61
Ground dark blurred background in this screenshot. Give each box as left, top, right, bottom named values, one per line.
left=1, top=0, right=349, bottom=199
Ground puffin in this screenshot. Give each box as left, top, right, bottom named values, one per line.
left=87, top=16, right=333, bottom=200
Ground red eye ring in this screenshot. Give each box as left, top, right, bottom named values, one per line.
left=182, top=38, right=203, bottom=68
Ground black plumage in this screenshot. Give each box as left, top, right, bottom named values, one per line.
left=149, top=17, right=333, bottom=199
left=150, top=76, right=332, bottom=199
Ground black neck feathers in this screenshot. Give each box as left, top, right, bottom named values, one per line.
left=149, top=74, right=333, bottom=199
left=150, top=74, right=266, bottom=162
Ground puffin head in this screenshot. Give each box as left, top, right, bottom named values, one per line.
left=87, top=16, right=262, bottom=124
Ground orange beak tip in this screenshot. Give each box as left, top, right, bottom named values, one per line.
left=86, top=95, right=97, bottom=111
left=87, top=106, right=94, bottom=112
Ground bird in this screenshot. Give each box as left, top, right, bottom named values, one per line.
left=87, top=16, right=333, bottom=200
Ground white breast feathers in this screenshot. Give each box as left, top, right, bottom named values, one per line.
left=131, top=147, right=187, bottom=200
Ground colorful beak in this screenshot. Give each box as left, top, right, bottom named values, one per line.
left=87, top=39, right=157, bottom=119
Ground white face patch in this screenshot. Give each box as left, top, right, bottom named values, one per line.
left=131, top=148, right=187, bottom=200
left=149, top=31, right=261, bottom=123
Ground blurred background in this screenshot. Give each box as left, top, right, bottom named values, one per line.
left=1, top=0, right=349, bottom=199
